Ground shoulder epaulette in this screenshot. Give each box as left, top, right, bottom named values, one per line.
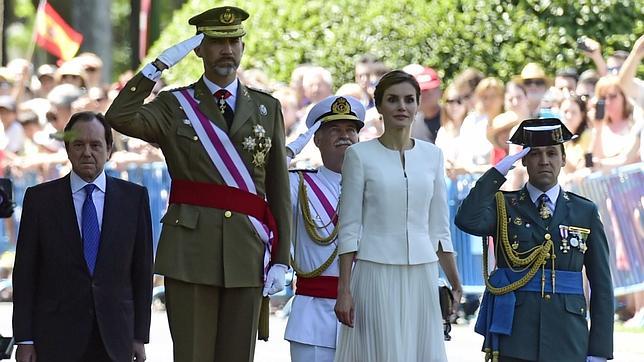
left=166, top=83, right=195, bottom=93
left=564, top=191, right=595, bottom=205
left=289, top=168, right=317, bottom=173
left=246, top=86, right=275, bottom=97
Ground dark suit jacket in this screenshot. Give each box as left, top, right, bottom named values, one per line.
left=455, top=169, right=613, bottom=362
left=12, top=174, right=153, bottom=362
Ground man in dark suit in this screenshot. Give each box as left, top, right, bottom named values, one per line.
left=105, top=6, right=291, bottom=362
left=12, top=111, right=153, bottom=362
left=455, top=118, right=613, bottom=362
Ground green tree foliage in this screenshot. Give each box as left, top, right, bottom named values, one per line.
left=147, top=0, right=643, bottom=88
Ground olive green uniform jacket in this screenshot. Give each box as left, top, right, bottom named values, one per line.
left=455, top=169, right=613, bottom=361
left=105, top=73, right=291, bottom=288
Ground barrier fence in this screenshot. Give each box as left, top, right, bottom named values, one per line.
left=1, top=162, right=642, bottom=296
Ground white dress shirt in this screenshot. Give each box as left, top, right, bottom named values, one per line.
left=337, top=139, right=454, bottom=265
left=202, top=75, right=239, bottom=112
left=71, top=170, right=107, bottom=234
left=526, top=182, right=560, bottom=214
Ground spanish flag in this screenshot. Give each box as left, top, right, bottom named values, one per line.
left=35, top=2, right=83, bottom=61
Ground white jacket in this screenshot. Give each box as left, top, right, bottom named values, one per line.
left=337, top=138, right=454, bottom=264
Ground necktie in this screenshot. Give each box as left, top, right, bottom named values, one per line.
left=214, top=89, right=234, bottom=128
left=537, top=194, right=552, bottom=220
left=82, top=184, right=100, bottom=275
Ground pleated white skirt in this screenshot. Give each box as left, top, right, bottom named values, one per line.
left=334, top=260, right=447, bottom=362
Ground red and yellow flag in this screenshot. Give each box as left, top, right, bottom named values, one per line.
left=35, top=2, right=83, bottom=61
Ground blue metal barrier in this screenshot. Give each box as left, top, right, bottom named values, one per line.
left=2, top=162, right=643, bottom=297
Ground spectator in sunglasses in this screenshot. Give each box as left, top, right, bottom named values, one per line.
left=513, top=63, right=551, bottom=117
left=435, top=84, right=469, bottom=177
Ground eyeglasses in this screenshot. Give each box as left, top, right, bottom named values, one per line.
left=523, top=79, right=546, bottom=87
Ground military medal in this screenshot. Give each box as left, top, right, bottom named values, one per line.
left=559, top=225, right=570, bottom=253
left=259, top=104, right=268, bottom=116
left=568, top=226, right=590, bottom=254
left=242, top=124, right=271, bottom=167
left=513, top=217, right=523, bottom=226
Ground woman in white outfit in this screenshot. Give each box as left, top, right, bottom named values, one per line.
left=334, top=70, right=463, bottom=362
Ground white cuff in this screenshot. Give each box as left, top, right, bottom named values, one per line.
left=141, top=62, right=162, bottom=82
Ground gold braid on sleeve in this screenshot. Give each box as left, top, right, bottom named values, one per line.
left=482, top=192, right=554, bottom=296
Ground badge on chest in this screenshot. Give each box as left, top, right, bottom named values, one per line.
left=559, top=225, right=590, bottom=254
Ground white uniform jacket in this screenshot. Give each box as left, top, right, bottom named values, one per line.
left=337, top=139, right=454, bottom=264
left=285, top=166, right=341, bottom=349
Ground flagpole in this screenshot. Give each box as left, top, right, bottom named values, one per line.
left=25, top=0, right=48, bottom=64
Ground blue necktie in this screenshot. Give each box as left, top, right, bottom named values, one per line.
left=82, top=184, right=100, bottom=275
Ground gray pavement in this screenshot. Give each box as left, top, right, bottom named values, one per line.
left=1, top=302, right=643, bottom=361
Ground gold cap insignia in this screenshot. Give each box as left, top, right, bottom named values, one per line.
left=220, top=8, right=235, bottom=24
left=331, top=97, right=351, bottom=115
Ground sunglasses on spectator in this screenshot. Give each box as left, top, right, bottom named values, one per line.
left=46, top=112, right=58, bottom=122
left=445, top=97, right=465, bottom=105
left=523, top=79, right=546, bottom=87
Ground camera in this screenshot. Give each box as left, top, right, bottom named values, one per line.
left=0, top=178, right=13, bottom=219
left=576, top=37, right=593, bottom=52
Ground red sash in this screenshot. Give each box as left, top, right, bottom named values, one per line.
left=169, top=179, right=279, bottom=260
left=295, top=276, right=338, bottom=299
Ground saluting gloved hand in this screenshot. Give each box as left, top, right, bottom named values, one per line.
left=141, top=33, right=205, bottom=81
left=157, top=33, right=205, bottom=69
left=494, top=147, right=531, bottom=176
left=286, top=121, right=321, bottom=160
left=262, top=263, right=288, bottom=296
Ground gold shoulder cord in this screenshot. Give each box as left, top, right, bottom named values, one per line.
left=482, top=192, right=554, bottom=296
left=290, top=172, right=339, bottom=279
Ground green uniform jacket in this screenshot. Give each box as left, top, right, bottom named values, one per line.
left=455, top=169, right=613, bottom=361
left=105, top=73, right=291, bottom=288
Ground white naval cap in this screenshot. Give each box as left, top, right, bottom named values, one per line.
left=305, top=95, right=366, bottom=130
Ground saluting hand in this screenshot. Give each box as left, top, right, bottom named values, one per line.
left=156, top=33, right=205, bottom=69
left=494, top=147, right=531, bottom=176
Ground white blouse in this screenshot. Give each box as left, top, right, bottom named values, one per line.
left=337, top=138, right=454, bottom=265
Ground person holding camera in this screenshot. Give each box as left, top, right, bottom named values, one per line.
left=588, top=75, right=641, bottom=169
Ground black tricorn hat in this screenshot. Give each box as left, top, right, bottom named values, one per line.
left=508, top=118, right=577, bottom=147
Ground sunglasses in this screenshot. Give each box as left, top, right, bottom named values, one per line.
left=523, top=79, right=546, bottom=87
left=445, top=97, right=464, bottom=105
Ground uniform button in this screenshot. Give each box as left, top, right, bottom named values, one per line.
left=130, top=86, right=137, bottom=91
left=580, top=307, right=585, bottom=313
left=544, top=233, right=551, bottom=240
left=544, top=294, right=551, bottom=300
left=193, top=136, right=198, bottom=141
left=175, top=219, right=179, bottom=224
left=493, top=180, right=498, bottom=184
left=224, top=210, right=232, bottom=218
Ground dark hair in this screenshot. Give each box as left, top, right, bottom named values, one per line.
left=357, top=54, right=378, bottom=65
left=63, top=111, right=113, bottom=148
left=563, top=96, right=589, bottom=144
left=373, top=70, right=421, bottom=107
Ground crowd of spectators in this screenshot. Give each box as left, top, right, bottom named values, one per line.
left=0, top=34, right=641, bottom=207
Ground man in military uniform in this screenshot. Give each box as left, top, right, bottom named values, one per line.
left=455, top=118, right=613, bottom=362
left=284, top=95, right=365, bottom=362
left=105, top=6, right=291, bottom=362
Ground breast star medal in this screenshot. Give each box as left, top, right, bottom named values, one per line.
left=243, top=124, right=272, bottom=167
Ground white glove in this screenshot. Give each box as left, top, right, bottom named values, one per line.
left=157, top=33, right=205, bottom=68
left=586, top=357, right=607, bottom=362
left=262, top=264, right=288, bottom=296
left=286, top=122, right=321, bottom=158
left=494, top=147, right=531, bottom=176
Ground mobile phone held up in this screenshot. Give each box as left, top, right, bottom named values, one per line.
left=577, top=37, right=593, bottom=52
left=595, top=98, right=606, bottom=120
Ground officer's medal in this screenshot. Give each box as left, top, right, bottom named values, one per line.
left=559, top=225, right=570, bottom=253
left=243, top=124, right=271, bottom=167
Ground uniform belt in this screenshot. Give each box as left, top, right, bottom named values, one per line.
left=296, top=276, right=338, bottom=299
left=475, top=268, right=583, bottom=357
left=169, top=179, right=279, bottom=259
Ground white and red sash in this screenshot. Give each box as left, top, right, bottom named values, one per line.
left=173, top=88, right=273, bottom=273
left=300, top=172, right=338, bottom=236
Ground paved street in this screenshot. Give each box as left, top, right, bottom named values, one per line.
left=1, top=302, right=643, bottom=361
